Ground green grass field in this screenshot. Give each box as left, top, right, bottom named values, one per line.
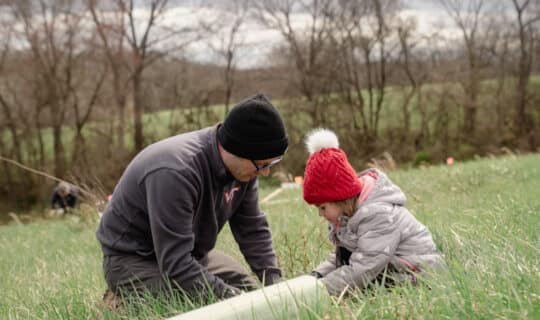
left=1, top=154, right=539, bottom=319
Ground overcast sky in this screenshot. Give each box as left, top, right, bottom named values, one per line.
left=181, top=0, right=465, bottom=68
left=1, top=0, right=516, bottom=69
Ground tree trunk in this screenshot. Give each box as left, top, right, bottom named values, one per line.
left=52, top=124, right=65, bottom=178
left=512, top=0, right=537, bottom=150
left=116, top=100, right=127, bottom=159
left=34, top=110, right=45, bottom=169
left=515, top=32, right=534, bottom=149
left=71, top=127, right=88, bottom=168
left=0, top=95, right=23, bottom=164
left=133, top=72, right=144, bottom=151
left=463, top=71, right=479, bottom=141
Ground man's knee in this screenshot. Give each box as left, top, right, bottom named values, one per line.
left=103, top=255, right=165, bottom=297
left=206, top=250, right=259, bottom=290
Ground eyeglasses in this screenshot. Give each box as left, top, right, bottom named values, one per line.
left=251, top=157, right=283, bottom=172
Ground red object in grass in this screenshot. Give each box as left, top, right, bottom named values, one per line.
left=446, top=157, right=454, bottom=165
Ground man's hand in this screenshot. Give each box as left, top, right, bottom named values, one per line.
left=219, top=283, right=243, bottom=299
left=262, top=272, right=281, bottom=286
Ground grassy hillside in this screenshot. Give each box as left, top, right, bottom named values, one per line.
left=1, top=154, right=539, bottom=319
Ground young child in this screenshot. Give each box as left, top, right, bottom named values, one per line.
left=303, top=129, right=444, bottom=296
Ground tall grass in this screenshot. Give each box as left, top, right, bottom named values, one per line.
left=1, top=154, right=539, bottom=319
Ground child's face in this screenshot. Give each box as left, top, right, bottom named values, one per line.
left=316, top=202, right=343, bottom=225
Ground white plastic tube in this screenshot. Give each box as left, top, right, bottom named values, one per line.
left=168, top=275, right=330, bottom=320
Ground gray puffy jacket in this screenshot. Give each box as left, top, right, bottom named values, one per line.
left=315, top=169, right=444, bottom=296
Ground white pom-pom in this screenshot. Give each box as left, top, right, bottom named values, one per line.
left=305, top=128, right=339, bottom=154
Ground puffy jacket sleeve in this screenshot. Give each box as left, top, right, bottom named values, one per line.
left=322, top=210, right=401, bottom=296
left=315, top=252, right=337, bottom=276
left=144, top=168, right=229, bottom=297
left=229, top=179, right=281, bottom=285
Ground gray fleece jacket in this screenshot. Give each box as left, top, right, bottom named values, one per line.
left=96, top=125, right=280, bottom=296
left=315, top=169, right=444, bottom=296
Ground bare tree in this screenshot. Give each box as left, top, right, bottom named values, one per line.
left=0, top=0, right=109, bottom=203
left=252, top=0, right=335, bottom=126
left=0, top=25, right=24, bottom=167
left=8, top=0, right=88, bottom=177
left=439, top=0, right=496, bottom=143
left=327, top=0, right=371, bottom=134
left=0, top=51, right=49, bottom=172
left=207, top=0, right=248, bottom=115
left=510, top=0, right=539, bottom=149
left=70, top=52, right=108, bottom=166
left=0, top=50, right=37, bottom=197
left=88, top=0, right=201, bottom=152
left=327, top=0, right=399, bottom=149
left=367, top=0, right=397, bottom=141
left=396, top=17, right=428, bottom=141
left=481, top=10, right=513, bottom=145
left=88, top=0, right=131, bottom=159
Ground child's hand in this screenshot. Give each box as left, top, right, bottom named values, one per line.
left=310, top=271, right=323, bottom=279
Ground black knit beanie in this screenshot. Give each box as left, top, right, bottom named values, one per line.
left=218, top=93, right=288, bottom=160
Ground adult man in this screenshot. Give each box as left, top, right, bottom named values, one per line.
left=96, top=94, right=288, bottom=303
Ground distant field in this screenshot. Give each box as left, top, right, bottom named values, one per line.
left=1, top=154, right=538, bottom=319
left=4, top=74, right=540, bottom=166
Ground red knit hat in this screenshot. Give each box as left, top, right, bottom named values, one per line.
left=303, top=129, right=362, bottom=204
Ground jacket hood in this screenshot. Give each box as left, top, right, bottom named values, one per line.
left=344, top=169, right=406, bottom=231
left=361, top=169, right=406, bottom=206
